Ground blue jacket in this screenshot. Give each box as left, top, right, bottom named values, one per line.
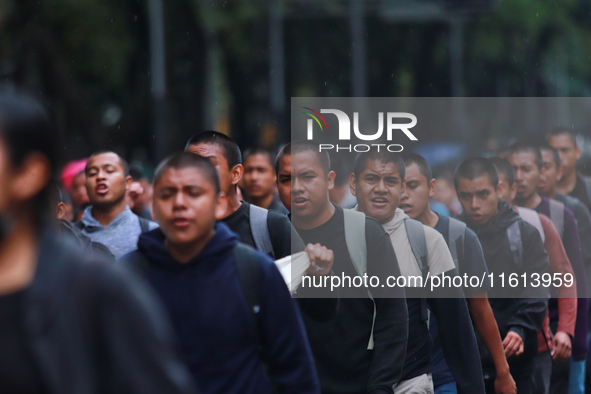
left=122, top=222, right=320, bottom=394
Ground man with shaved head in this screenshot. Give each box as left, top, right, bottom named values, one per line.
left=77, top=151, right=158, bottom=259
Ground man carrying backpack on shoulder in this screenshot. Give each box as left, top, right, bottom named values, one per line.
left=120, top=152, right=320, bottom=394
left=287, top=141, right=408, bottom=394
left=350, top=151, right=484, bottom=394
left=455, top=157, right=549, bottom=393
left=505, top=143, right=588, bottom=392
left=185, top=131, right=293, bottom=259
left=400, top=152, right=516, bottom=394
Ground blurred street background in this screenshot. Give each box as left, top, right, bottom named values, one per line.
left=1, top=0, right=589, bottom=171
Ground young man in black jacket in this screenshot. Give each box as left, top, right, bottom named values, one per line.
left=185, top=131, right=294, bottom=259
left=455, top=157, right=550, bottom=394
left=288, top=141, right=408, bottom=394
left=400, top=152, right=515, bottom=394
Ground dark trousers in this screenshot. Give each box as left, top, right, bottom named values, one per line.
left=483, top=333, right=537, bottom=394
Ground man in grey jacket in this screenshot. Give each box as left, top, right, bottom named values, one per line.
left=77, top=151, right=158, bottom=259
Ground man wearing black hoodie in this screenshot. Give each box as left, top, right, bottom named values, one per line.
left=455, top=158, right=549, bottom=394
left=122, top=152, right=320, bottom=394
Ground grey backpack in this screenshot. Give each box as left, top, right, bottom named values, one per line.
left=343, top=209, right=428, bottom=349
left=506, top=220, right=524, bottom=271
left=447, top=218, right=467, bottom=271
left=548, top=199, right=565, bottom=240
left=249, top=204, right=275, bottom=259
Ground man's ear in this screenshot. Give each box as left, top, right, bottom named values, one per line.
left=428, top=178, right=437, bottom=198
left=510, top=182, right=518, bottom=202
left=496, top=180, right=505, bottom=199
left=576, top=146, right=582, bottom=161
left=215, top=192, right=228, bottom=220
left=557, top=166, right=564, bottom=182
left=124, top=175, right=133, bottom=191
left=348, top=173, right=357, bottom=196
left=10, top=153, right=51, bottom=202
left=327, top=170, right=336, bottom=191
left=400, top=178, right=407, bottom=194
left=56, top=202, right=67, bottom=220
left=230, top=164, right=244, bottom=186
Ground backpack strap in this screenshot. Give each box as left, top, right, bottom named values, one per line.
left=404, top=218, right=429, bottom=322
left=138, top=216, right=151, bottom=233
left=583, top=177, right=591, bottom=207
left=343, top=209, right=368, bottom=276
left=343, top=209, right=375, bottom=350
left=517, top=207, right=545, bottom=243
left=506, top=221, right=524, bottom=272
left=548, top=199, right=565, bottom=240
left=233, top=243, right=264, bottom=350
left=249, top=204, right=275, bottom=259
left=447, top=218, right=466, bottom=271
left=404, top=218, right=429, bottom=279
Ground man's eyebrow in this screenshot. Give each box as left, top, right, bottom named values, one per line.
left=299, top=170, right=316, bottom=176
left=183, top=184, right=206, bottom=190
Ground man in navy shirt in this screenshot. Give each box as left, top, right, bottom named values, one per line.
left=122, top=152, right=319, bottom=394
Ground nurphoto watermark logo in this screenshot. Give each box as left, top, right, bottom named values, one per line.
left=302, top=107, right=418, bottom=152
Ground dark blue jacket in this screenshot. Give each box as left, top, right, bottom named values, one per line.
left=122, top=223, right=320, bottom=394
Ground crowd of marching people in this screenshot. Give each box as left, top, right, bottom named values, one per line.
left=5, top=91, right=591, bottom=394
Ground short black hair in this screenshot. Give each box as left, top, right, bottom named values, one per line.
left=275, top=143, right=291, bottom=175
left=548, top=127, right=577, bottom=147
left=539, top=145, right=561, bottom=169
left=454, top=157, right=499, bottom=189
left=243, top=147, right=275, bottom=171
left=353, top=151, right=405, bottom=180
left=86, top=151, right=130, bottom=177
left=153, top=152, right=221, bottom=195
left=488, top=157, right=515, bottom=187
left=400, top=152, right=432, bottom=182
left=288, top=141, right=331, bottom=176
left=0, top=93, right=60, bottom=223
left=0, top=93, right=57, bottom=169
left=505, top=142, right=543, bottom=170
left=128, top=165, right=147, bottom=182
left=185, top=131, right=242, bottom=169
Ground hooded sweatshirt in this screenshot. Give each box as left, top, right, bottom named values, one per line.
left=458, top=200, right=549, bottom=363
left=377, top=208, right=484, bottom=394
left=124, top=223, right=319, bottom=394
